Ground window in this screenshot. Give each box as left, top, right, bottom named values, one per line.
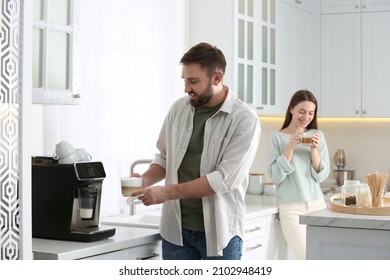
left=32, top=0, right=79, bottom=104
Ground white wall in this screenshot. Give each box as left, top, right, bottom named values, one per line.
left=251, top=117, right=390, bottom=189
left=31, top=0, right=189, bottom=216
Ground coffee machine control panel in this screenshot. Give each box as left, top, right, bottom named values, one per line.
left=74, top=162, right=106, bottom=181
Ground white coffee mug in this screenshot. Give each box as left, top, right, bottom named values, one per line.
left=58, top=152, right=83, bottom=164
left=53, top=140, right=75, bottom=160
left=75, top=148, right=92, bottom=161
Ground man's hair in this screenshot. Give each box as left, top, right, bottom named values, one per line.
left=180, top=42, right=226, bottom=78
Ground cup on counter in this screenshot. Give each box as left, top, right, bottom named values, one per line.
left=300, top=130, right=317, bottom=146
left=263, top=183, right=278, bottom=196
left=121, top=177, right=143, bottom=196
left=247, top=173, right=265, bottom=195
left=53, top=140, right=75, bottom=160
left=75, top=148, right=92, bottom=161
left=78, top=186, right=97, bottom=220
left=58, top=152, right=83, bottom=164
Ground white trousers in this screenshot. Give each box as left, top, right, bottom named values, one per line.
left=278, top=199, right=326, bottom=260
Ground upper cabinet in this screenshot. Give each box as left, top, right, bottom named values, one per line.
left=277, top=0, right=316, bottom=114
left=235, top=0, right=280, bottom=114
left=321, top=0, right=390, bottom=14
left=320, top=0, right=390, bottom=117
left=32, top=0, right=79, bottom=104
left=281, top=0, right=314, bottom=13
left=234, top=0, right=315, bottom=115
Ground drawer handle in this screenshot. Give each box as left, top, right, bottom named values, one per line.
left=136, top=253, right=159, bottom=260
left=246, top=243, right=262, bottom=251
left=245, top=226, right=261, bottom=233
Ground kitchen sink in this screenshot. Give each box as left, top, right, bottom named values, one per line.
left=100, top=214, right=160, bottom=229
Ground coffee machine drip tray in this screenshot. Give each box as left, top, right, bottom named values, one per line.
left=70, top=226, right=116, bottom=242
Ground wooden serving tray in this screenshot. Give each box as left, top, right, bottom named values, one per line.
left=329, top=194, right=390, bottom=216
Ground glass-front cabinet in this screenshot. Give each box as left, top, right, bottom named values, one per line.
left=235, top=0, right=278, bottom=114
left=33, top=0, right=79, bottom=104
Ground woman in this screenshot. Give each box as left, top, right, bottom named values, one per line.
left=267, top=90, right=330, bottom=260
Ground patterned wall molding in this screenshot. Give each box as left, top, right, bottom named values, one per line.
left=0, top=0, right=21, bottom=260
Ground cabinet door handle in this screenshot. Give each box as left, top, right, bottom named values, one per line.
left=246, top=243, right=262, bottom=251
left=245, top=226, right=261, bottom=233
left=295, top=0, right=302, bottom=4
left=136, top=253, right=160, bottom=260
left=256, top=106, right=264, bottom=110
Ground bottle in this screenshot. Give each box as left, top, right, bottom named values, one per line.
left=334, top=148, right=346, bottom=170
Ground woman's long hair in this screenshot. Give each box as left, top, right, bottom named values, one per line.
left=281, top=89, right=318, bottom=130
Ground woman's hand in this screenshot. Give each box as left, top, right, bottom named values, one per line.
left=289, top=130, right=302, bottom=147
left=284, top=130, right=302, bottom=162
left=310, top=132, right=321, bottom=149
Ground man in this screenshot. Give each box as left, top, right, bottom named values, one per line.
left=132, top=42, right=260, bottom=259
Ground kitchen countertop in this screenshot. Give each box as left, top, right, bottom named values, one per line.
left=300, top=203, right=390, bottom=259
left=32, top=226, right=160, bottom=260
left=32, top=194, right=279, bottom=260
left=245, top=194, right=279, bottom=219
left=300, top=207, right=390, bottom=230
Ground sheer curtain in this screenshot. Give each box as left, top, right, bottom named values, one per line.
left=32, top=0, right=188, bottom=217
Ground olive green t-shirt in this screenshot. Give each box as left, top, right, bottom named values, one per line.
left=178, top=103, right=222, bottom=231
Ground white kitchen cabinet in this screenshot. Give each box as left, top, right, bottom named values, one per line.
left=242, top=213, right=291, bottom=260
left=320, top=10, right=390, bottom=117
left=32, top=0, right=80, bottom=104
left=277, top=0, right=316, bottom=113
left=320, top=0, right=390, bottom=14
left=281, top=0, right=314, bottom=13
left=301, top=208, right=390, bottom=260
left=80, top=241, right=161, bottom=260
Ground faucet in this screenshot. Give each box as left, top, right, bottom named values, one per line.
left=130, top=159, right=153, bottom=175
left=127, top=159, right=153, bottom=215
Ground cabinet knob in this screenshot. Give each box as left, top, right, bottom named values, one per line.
left=246, top=243, right=262, bottom=251
left=362, top=110, right=366, bottom=114
left=355, top=5, right=360, bottom=9
left=355, top=110, right=360, bottom=114
left=136, top=253, right=160, bottom=260
left=295, top=0, right=302, bottom=4
left=245, top=226, right=261, bottom=233
left=256, top=106, right=264, bottom=110
left=72, top=93, right=81, bottom=99
left=362, top=5, right=366, bottom=9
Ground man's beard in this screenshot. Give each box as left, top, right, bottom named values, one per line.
left=189, top=81, right=213, bottom=107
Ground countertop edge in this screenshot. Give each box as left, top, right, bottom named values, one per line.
left=300, top=208, right=390, bottom=230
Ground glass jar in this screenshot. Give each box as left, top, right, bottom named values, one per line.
left=356, top=183, right=372, bottom=208
left=341, top=180, right=360, bottom=207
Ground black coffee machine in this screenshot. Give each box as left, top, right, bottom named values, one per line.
left=32, top=157, right=116, bottom=242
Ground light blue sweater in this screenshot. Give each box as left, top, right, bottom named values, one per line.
left=267, top=130, right=330, bottom=205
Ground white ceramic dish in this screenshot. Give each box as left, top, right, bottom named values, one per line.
left=263, top=183, right=277, bottom=196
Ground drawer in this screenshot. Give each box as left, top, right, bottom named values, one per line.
left=242, top=236, right=268, bottom=260
left=244, top=216, right=268, bottom=241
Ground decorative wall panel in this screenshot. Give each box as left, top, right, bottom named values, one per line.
left=0, top=0, right=21, bottom=260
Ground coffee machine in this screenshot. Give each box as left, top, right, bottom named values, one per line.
left=32, top=157, right=116, bottom=242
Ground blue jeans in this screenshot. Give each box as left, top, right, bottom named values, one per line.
left=162, top=229, right=242, bottom=260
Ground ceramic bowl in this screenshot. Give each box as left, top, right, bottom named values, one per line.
left=263, top=183, right=277, bottom=196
